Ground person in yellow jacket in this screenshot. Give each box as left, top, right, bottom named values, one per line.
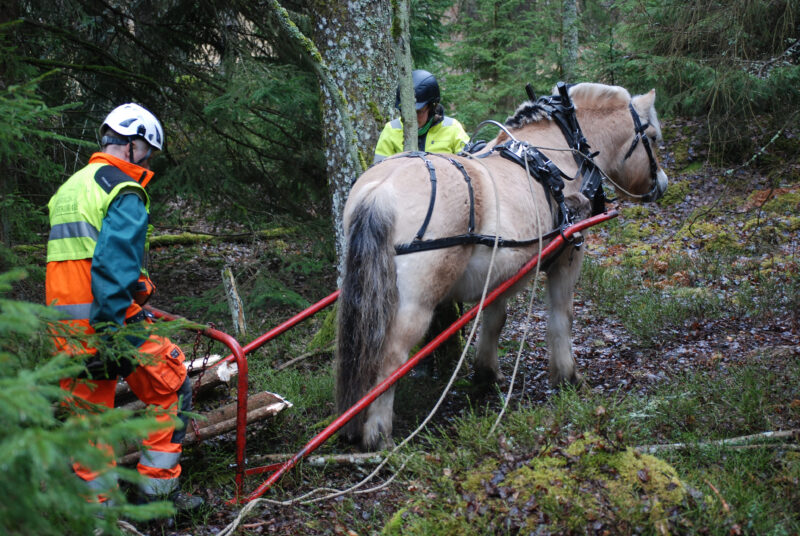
left=373, top=69, right=470, bottom=163
left=46, top=103, right=202, bottom=511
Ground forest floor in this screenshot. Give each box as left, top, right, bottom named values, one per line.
left=130, top=117, right=799, bottom=535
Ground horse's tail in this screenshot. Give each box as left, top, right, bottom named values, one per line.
left=335, top=192, right=398, bottom=444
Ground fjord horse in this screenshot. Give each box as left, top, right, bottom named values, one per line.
left=337, top=83, right=668, bottom=450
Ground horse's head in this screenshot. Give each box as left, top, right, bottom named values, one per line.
left=567, top=83, right=668, bottom=203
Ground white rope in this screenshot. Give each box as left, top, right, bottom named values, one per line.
left=529, top=143, right=655, bottom=200
left=219, top=155, right=507, bottom=536
left=488, top=146, right=549, bottom=436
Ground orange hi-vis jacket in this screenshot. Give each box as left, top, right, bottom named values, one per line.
left=48, top=152, right=191, bottom=499
left=46, top=152, right=153, bottom=356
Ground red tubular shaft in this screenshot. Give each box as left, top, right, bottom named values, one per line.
left=215, top=290, right=340, bottom=367
left=243, top=210, right=618, bottom=502
left=145, top=306, right=249, bottom=502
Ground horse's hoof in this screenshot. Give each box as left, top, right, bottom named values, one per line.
left=361, top=422, right=394, bottom=452
left=362, top=435, right=395, bottom=452
left=550, top=371, right=584, bottom=389
left=472, top=367, right=504, bottom=386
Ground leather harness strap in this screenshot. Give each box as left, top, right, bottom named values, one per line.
left=383, top=83, right=616, bottom=256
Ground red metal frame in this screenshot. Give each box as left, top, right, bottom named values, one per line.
left=147, top=210, right=617, bottom=502
left=242, top=209, right=618, bottom=502
left=215, top=290, right=340, bottom=368
left=144, top=306, right=251, bottom=501
left=146, top=290, right=340, bottom=502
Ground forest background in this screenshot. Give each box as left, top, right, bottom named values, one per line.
left=1, top=0, right=799, bottom=534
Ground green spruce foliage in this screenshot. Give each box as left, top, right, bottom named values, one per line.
left=442, top=0, right=565, bottom=129
left=617, top=0, right=799, bottom=162
left=0, top=270, right=173, bottom=535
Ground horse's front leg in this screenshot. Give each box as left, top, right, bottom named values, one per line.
left=473, top=297, right=508, bottom=385
left=361, top=301, right=434, bottom=451
left=546, top=247, right=585, bottom=386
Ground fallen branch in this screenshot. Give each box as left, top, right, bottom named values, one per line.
left=636, top=429, right=799, bottom=454
left=148, top=227, right=292, bottom=247
left=275, top=344, right=335, bottom=371
left=247, top=451, right=386, bottom=468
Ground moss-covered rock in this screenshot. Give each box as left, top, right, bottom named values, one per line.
left=657, top=179, right=690, bottom=207
left=675, top=221, right=744, bottom=255
left=620, top=243, right=656, bottom=268
left=382, top=433, right=690, bottom=535
left=762, top=190, right=800, bottom=214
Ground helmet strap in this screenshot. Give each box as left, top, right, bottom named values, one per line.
left=101, top=135, right=130, bottom=146
left=134, top=147, right=152, bottom=166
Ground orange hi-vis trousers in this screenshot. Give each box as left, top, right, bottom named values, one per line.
left=61, top=334, right=191, bottom=498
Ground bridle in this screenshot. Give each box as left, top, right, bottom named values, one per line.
left=622, top=102, right=661, bottom=201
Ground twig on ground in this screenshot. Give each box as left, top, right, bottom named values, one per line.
left=248, top=451, right=387, bottom=467
left=636, top=429, right=799, bottom=454
left=118, top=520, right=148, bottom=536
left=275, top=344, right=335, bottom=371
left=704, top=478, right=731, bottom=513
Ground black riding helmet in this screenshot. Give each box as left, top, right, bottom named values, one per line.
left=395, top=69, right=441, bottom=111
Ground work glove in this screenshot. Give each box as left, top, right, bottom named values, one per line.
left=133, top=275, right=156, bottom=305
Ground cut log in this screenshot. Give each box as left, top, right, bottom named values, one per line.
left=115, top=358, right=237, bottom=409
left=119, top=391, right=291, bottom=465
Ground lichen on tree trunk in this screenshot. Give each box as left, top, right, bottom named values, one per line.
left=307, top=0, right=396, bottom=281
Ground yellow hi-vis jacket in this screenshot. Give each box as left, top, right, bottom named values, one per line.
left=373, top=115, right=470, bottom=163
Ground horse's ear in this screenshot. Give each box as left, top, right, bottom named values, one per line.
left=632, top=89, right=656, bottom=110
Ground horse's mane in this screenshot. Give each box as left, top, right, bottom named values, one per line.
left=504, top=83, right=632, bottom=129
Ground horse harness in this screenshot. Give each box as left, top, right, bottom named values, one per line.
left=387, top=83, right=625, bottom=256
left=624, top=102, right=661, bottom=200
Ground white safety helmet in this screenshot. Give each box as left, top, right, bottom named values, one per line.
left=100, top=103, right=164, bottom=150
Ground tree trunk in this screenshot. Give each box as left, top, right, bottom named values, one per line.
left=393, top=0, right=417, bottom=152
left=308, top=1, right=396, bottom=281
left=561, top=0, right=579, bottom=82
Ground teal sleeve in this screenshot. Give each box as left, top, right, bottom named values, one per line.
left=90, top=193, right=148, bottom=327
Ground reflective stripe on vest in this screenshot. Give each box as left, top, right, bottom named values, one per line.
left=53, top=302, right=93, bottom=320
left=48, top=221, right=100, bottom=241
left=140, top=450, right=181, bottom=470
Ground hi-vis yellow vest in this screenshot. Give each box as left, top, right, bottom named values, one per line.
left=47, top=162, right=150, bottom=263
left=373, top=115, right=470, bottom=162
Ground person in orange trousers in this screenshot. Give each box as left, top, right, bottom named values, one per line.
left=46, top=103, right=202, bottom=511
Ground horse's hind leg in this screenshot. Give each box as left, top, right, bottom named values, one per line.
left=473, top=298, right=508, bottom=385
left=361, top=301, right=435, bottom=451
left=546, top=247, right=585, bottom=386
